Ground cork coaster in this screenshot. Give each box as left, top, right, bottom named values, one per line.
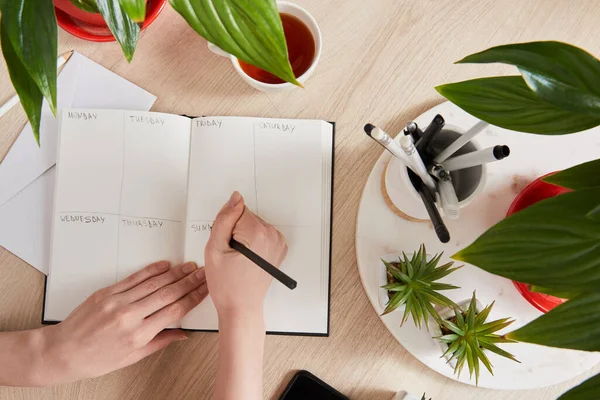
left=381, top=161, right=429, bottom=223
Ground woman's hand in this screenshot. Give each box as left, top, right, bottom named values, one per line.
left=205, top=191, right=288, bottom=319
left=205, top=191, right=288, bottom=400
left=33, top=261, right=208, bottom=386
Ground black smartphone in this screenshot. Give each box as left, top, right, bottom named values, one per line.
left=279, top=370, right=349, bottom=400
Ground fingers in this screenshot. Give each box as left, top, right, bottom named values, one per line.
left=144, top=282, right=209, bottom=334
left=110, top=261, right=171, bottom=294
left=133, top=268, right=207, bottom=318
left=208, top=191, right=245, bottom=252
left=119, top=262, right=198, bottom=303
left=130, top=329, right=189, bottom=362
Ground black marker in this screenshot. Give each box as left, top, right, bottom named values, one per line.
left=408, top=170, right=450, bottom=243
left=229, top=238, right=297, bottom=290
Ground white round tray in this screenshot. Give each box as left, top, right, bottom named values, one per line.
left=355, top=101, right=600, bottom=390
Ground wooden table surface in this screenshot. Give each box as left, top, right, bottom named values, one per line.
left=1, top=1, right=599, bottom=399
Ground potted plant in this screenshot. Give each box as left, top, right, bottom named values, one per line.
left=430, top=292, right=519, bottom=385
left=379, top=245, right=461, bottom=330
left=437, top=41, right=600, bottom=399
left=0, top=0, right=299, bottom=144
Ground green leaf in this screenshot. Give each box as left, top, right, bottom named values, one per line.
left=119, top=0, right=146, bottom=22
left=530, top=286, right=574, bottom=299
left=0, top=24, right=43, bottom=145
left=70, top=0, right=100, bottom=12
left=457, top=41, right=600, bottom=117
left=96, top=0, right=140, bottom=62
left=543, top=159, right=600, bottom=190
left=169, top=0, right=300, bottom=86
left=507, top=292, right=600, bottom=351
left=558, top=373, right=600, bottom=400
left=586, top=205, right=600, bottom=221
left=0, top=0, right=58, bottom=143
left=453, top=188, right=600, bottom=293
left=436, top=76, right=600, bottom=135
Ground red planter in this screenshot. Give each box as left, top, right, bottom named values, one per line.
left=506, top=173, right=571, bottom=313
left=54, top=0, right=167, bottom=42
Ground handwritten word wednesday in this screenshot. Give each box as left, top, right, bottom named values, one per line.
left=60, top=215, right=105, bottom=224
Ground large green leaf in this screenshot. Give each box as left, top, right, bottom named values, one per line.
left=96, top=0, right=140, bottom=62
left=558, top=373, right=600, bottom=400
left=436, top=76, right=600, bottom=134
left=0, top=0, right=58, bottom=143
left=458, top=42, right=600, bottom=117
left=453, top=188, right=600, bottom=293
left=70, top=0, right=100, bottom=12
left=0, top=24, right=43, bottom=145
left=119, top=0, right=146, bottom=22
left=543, top=159, right=600, bottom=190
left=169, top=0, right=300, bottom=86
left=507, top=293, right=600, bottom=351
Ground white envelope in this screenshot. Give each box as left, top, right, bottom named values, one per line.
left=0, top=52, right=157, bottom=274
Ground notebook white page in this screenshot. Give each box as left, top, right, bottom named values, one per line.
left=44, top=110, right=191, bottom=322
left=182, top=117, right=333, bottom=334
left=45, top=111, right=333, bottom=336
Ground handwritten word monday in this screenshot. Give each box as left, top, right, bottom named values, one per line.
left=60, top=215, right=105, bottom=224
left=129, top=115, right=165, bottom=125
left=257, top=122, right=296, bottom=133
left=121, top=218, right=164, bottom=229
left=67, top=111, right=97, bottom=120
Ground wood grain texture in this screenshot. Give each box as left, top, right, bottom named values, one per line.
left=1, top=1, right=599, bottom=398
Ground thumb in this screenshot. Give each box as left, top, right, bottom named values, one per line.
left=210, top=191, right=244, bottom=251
left=132, top=330, right=188, bottom=362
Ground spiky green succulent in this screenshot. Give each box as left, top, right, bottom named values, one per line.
left=421, top=394, right=431, bottom=400
left=381, top=244, right=461, bottom=330
left=437, top=291, right=520, bottom=385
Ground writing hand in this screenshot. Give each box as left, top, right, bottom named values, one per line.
left=37, top=261, right=208, bottom=385
left=205, top=191, right=288, bottom=319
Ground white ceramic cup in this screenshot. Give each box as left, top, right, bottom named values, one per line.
left=207, top=1, right=322, bottom=92
left=384, top=124, right=487, bottom=220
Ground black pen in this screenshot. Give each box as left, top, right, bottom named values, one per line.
left=229, top=238, right=297, bottom=290
left=408, top=170, right=450, bottom=243
left=416, top=114, right=445, bottom=156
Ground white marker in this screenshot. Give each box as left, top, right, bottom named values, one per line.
left=443, top=145, right=510, bottom=172
left=399, top=135, right=437, bottom=192
left=431, top=164, right=459, bottom=219
left=0, top=51, right=74, bottom=119
left=433, top=120, right=488, bottom=164
left=364, top=123, right=414, bottom=168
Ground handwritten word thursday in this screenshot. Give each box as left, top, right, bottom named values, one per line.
left=121, top=218, right=164, bottom=229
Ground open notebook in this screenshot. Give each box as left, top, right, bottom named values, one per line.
left=43, top=110, right=334, bottom=336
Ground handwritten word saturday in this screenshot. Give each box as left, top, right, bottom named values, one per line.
left=196, top=119, right=222, bottom=128
left=67, top=111, right=97, bottom=120
left=129, top=115, right=165, bottom=126
left=60, top=215, right=105, bottom=224
left=191, top=223, right=212, bottom=233
left=257, top=122, right=296, bottom=133
left=121, top=218, right=164, bottom=229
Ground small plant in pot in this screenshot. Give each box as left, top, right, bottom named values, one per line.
left=380, top=244, right=461, bottom=330
left=431, top=292, right=519, bottom=385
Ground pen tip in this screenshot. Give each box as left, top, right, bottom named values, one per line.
left=434, top=114, right=445, bottom=125
left=493, top=145, right=510, bottom=160
left=364, top=123, right=375, bottom=136
left=437, top=226, right=451, bottom=243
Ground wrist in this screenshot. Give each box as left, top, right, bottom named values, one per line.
left=15, top=328, right=54, bottom=387
left=218, top=307, right=265, bottom=331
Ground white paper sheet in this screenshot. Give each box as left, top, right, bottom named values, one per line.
left=45, top=110, right=191, bottom=321
left=0, top=53, right=157, bottom=274
left=182, top=117, right=333, bottom=334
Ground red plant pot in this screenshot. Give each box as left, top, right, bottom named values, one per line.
left=506, top=173, right=571, bottom=313
left=54, top=0, right=168, bottom=42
